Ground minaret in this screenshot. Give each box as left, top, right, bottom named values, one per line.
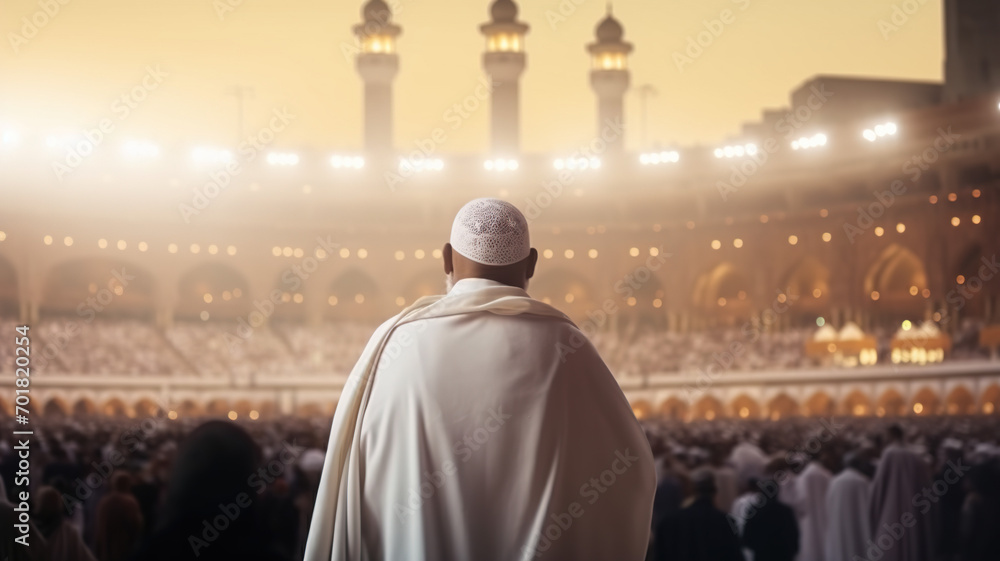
left=587, top=6, right=632, bottom=152
left=480, top=0, right=529, bottom=157
left=354, top=0, right=401, bottom=156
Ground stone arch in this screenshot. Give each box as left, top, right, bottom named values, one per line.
left=945, top=386, right=976, bottom=415
left=177, top=399, right=204, bottom=417
left=206, top=398, right=230, bottom=416
left=658, top=397, right=689, bottom=421
left=42, top=258, right=157, bottom=318
left=767, top=394, right=800, bottom=420
left=529, top=269, right=600, bottom=323
left=0, top=253, right=18, bottom=315
left=73, top=398, right=98, bottom=416
left=876, top=388, right=906, bottom=417
left=692, top=263, right=753, bottom=320
left=134, top=397, right=162, bottom=417
left=693, top=395, right=725, bottom=420
left=398, top=268, right=445, bottom=308
left=102, top=397, right=132, bottom=417
left=326, top=269, right=382, bottom=321
left=177, top=262, right=251, bottom=321
left=630, top=399, right=653, bottom=420
left=842, top=389, right=872, bottom=416
left=910, top=386, right=941, bottom=416
left=864, top=244, right=927, bottom=317
left=729, top=394, right=762, bottom=419
left=804, top=391, right=835, bottom=417
left=44, top=397, right=70, bottom=416
left=980, top=385, right=1000, bottom=414
left=782, top=256, right=831, bottom=318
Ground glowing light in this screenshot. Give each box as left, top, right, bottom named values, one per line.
left=564, top=249, right=574, bottom=259
left=414, top=249, right=425, bottom=259
left=822, top=232, right=832, bottom=242
left=816, top=317, right=825, bottom=327
left=354, top=293, right=365, bottom=304
left=902, top=320, right=912, bottom=330
left=484, top=158, right=519, bottom=171
left=191, top=147, right=233, bottom=164
left=328, top=296, right=338, bottom=306
left=711, top=240, right=721, bottom=250
left=951, top=217, right=960, bottom=227
left=715, top=143, right=757, bottom=159
left=972, top=215, right=981, bottom=224
left=588, top=249, right=598, bottom=258
left=863, top=122, right=897, bottom=142
left=394, top=250, right=405, bottom=261
left=553, top=157, right=601, bottom=170
left=398, top=157, right=444, bottom=173
left=791, top=133, right=827, bottom=150
left=228, top=411, right=238, bottom=420
left=63, top=236, right=73, bottom=246
left=788, top=235, right=798, bottom=245
left=627, top=297, right=637, bottom=307
left=639, top=151, right=680, bottom=165
left=896, top=223, right=905, bottom=233
left=733, top=238, right=743, bottom=248
left=249, top=410, right=259, bottom=420
left=913, top=403, right=923, bottom=414
left=875, top=227, right=884, bottom=237
left=543, top=249, right=553, bottom=259
left=43, top=235, right=52, bottom=245
left=329, top=155, right=365, bottom=169
left=168, top=243, right=178, bottom=253
left=871, top=291, right=880, bottom=301
left=266, top=152, right=299, bottom=166
left=203, top=294, right=213, bottom=303
left=339, top=248, right=350, bottom=258
left=199, top=311, right=209, bottom=321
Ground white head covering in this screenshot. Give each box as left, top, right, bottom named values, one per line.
left=449, top=198, right=531, bottom=266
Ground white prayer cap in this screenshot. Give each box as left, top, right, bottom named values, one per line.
left=450, top=198, right=531, bottom=266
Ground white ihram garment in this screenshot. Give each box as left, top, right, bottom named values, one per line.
left=304, top=278, right=655, bottom=561
left=824, top=468, right=870, bottom=561
left=794, top=461, right=831, bottom=561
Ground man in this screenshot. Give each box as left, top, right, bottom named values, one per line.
left=741, top=475, right=800, bottom=561
left=655, top=469, right=742, bottom=561
left=793, top=448, right=834, bottom=561
left=305, top=198, right=655, bottom=561
left=868, top=424, right=936, bottom=561
left=825, top=452, right=871, bottom=561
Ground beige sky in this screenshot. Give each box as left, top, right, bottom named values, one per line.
left=0, top=0, right=943, bottom=153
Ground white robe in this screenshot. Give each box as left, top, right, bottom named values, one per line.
left=305, top=278, right=655, bottom=561
left=794, top=461, right=831, bottom=561
left=868, top=444, right=936, bottom=561
left=824, top=468, right=870, bottom=561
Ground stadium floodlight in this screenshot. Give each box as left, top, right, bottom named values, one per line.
left=399, top=157, right=444, bottom=174
left=121, top=140, right=160, bottom=158
left=553, top=157, right=600, bottom=171
left=266, top=152, right=299, bottom=166
left=715, top=143, right=757, bottom=159
left=639, top=151, right=680, bottom=165
left=191, top=147, right=234, bottom=165
left=863, top=121, right=897, bottom=142
left=484, top=158, right=519, bottom=171
left=791, top=133, right=827, bottom=151
left=330, top=154, right=365, bottom=169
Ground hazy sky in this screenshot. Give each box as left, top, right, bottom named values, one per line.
left=0, top=0, right=943, bottom=153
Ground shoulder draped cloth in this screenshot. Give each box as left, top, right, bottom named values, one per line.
left=304, top=284, right=572, bottom=561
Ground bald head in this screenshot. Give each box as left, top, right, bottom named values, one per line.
left=443, top=198, right=538, bottom=290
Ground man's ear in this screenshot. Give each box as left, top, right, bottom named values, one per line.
left=443, top=243, right=454, bottom=275
left=525, top=247, right=538, bottom=280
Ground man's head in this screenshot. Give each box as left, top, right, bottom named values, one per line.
left=443, top=198, right=538, bottom=291
left=886, top=423, right=905, bottom=443
left=691, top=467, right=717, bottom=499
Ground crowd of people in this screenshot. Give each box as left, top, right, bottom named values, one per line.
left=23, top=316, right=995, bottom=380
left=2, top=414, right=998, bottom=561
